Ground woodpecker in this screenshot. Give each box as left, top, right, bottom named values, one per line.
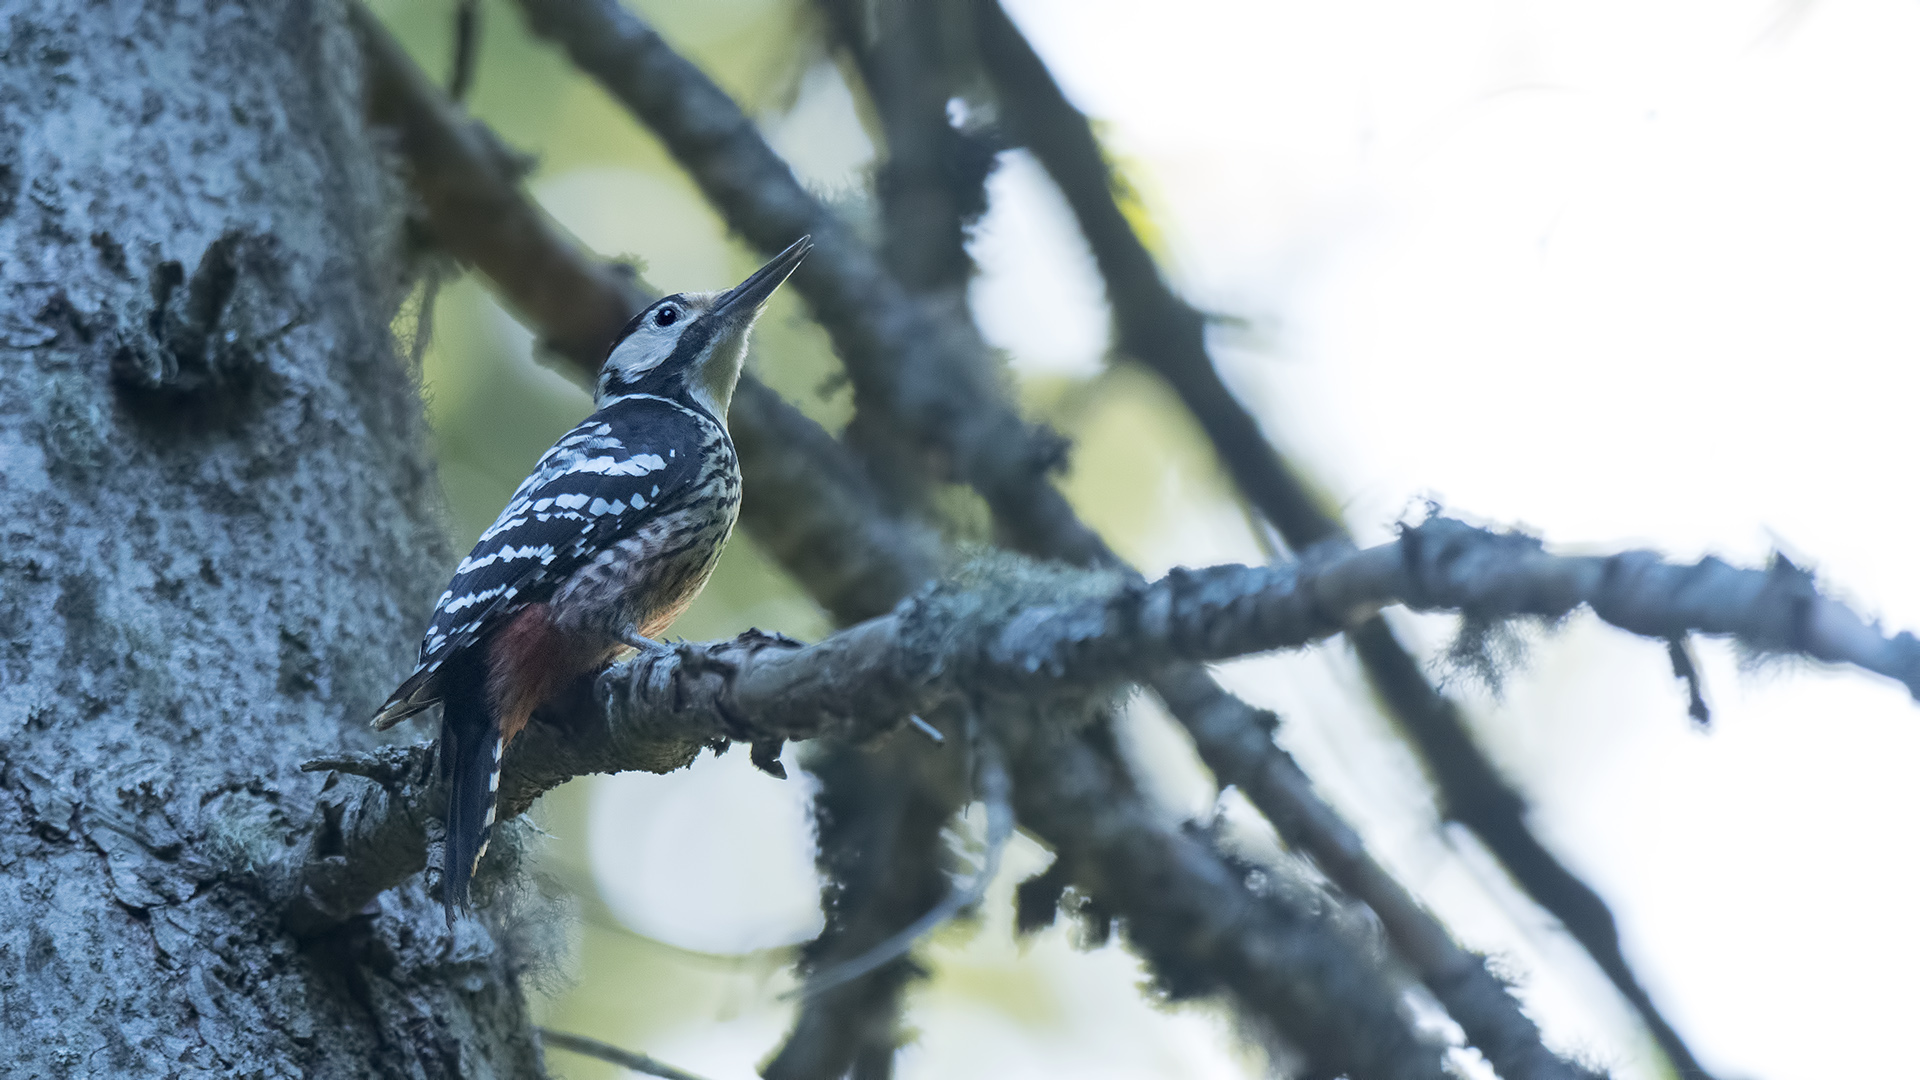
left=373, top=237, right=813, bottom=922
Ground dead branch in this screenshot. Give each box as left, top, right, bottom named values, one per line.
left=968, top=3, right=1714, bottom=1072
left=293, top=517, right=1920, bottom=928
left=1152, top=665, right=1603, bottom=1080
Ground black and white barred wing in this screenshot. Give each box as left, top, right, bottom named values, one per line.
left=371, top=398, right=710, bottom=728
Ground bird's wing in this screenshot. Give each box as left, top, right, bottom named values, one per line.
left=371, top=397, right=716, bottom=728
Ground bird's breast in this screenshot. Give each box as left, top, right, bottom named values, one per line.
left=547, top=446, right=741, bottom=643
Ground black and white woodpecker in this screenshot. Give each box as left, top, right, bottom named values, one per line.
left=373, top=236, right=813, bottom=922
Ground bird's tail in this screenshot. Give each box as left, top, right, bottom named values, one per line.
left=438, top=650, right=503, bottom=925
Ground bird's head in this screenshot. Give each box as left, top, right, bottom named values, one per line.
left=595, top=235, right=813, bottom=419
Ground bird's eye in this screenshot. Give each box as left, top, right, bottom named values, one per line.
left=654, top=305, right=678, bottom=328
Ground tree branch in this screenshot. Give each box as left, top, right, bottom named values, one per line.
left=356, top=1, right=633, bottom=367
left=295, top=518, right=1920, bottom=927
left=969, top=4, right=1718, bottom=1073
left=971, top=0, right=1334, bottom=550
left=820, top=0, right=992, bottom=297
left=1007, top=717, right=1453, bottom=1079
left=339, top=13, right=1908, bottom=1077
left=1150, top=667, right=1601, bottom=1080
left=771, top=7, right=1002, bottom=1071
left=761, top=736, right=962, bottom=1080
left=513, top=0, right=1109, bottom=565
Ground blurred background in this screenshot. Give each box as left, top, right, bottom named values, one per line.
left=369, top=1, right=1920, bottom=1076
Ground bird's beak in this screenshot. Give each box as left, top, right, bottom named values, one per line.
left=712, top=235, right=812, bottom=323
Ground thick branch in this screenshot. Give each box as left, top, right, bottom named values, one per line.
left=821, top=0, right=989, bottom=296
left=299, top=518, right=1920, bottom=926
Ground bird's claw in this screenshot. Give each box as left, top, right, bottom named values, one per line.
left=619, top=630, right=675, bottom=660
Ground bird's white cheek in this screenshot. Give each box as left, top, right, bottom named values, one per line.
left=608, top=334, right=674, bottom=380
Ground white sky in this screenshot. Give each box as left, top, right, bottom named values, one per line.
left=573, top=2, right=1920, bottom=1077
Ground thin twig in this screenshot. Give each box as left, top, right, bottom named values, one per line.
left=1668, top=636, right=1712, bottom=727
left=537, top=1028, right=711, bottom=1080
left=448, top=0, right=481, bottom=102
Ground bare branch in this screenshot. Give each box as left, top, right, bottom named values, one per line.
left=1152, top=667, right=1603, bottom=1080
left=968, top=4, right=1720, bottom=1072
left=794, top=722, right=1013, bottom=1000
left=1005, top=720, right=1451, bottom=1080
left=294, top=518, right=1920, bottom=928
left=972, top=0, right=1335, bottom=550
left=448, top=0, right=481, bottom=103
left=821, top=0, right=994, bottom=295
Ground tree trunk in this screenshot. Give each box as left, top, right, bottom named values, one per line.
left=0, top=2, right=534, bottom=1075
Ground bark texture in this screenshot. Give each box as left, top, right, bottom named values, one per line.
left=0, top=2, right=535, bottom=1075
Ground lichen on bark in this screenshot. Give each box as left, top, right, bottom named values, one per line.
left=0, top=2, right=538, bottom=1075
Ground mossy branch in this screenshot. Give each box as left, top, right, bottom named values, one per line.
left=290, top=517, right=1920, bottom=932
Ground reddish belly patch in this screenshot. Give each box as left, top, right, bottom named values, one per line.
left=486, top=603, right=613, bottom=744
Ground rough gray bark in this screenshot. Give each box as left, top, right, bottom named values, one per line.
left=304, top=514, right=1920, bottom=948
left=0, top=2, right=536, bottom=1076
